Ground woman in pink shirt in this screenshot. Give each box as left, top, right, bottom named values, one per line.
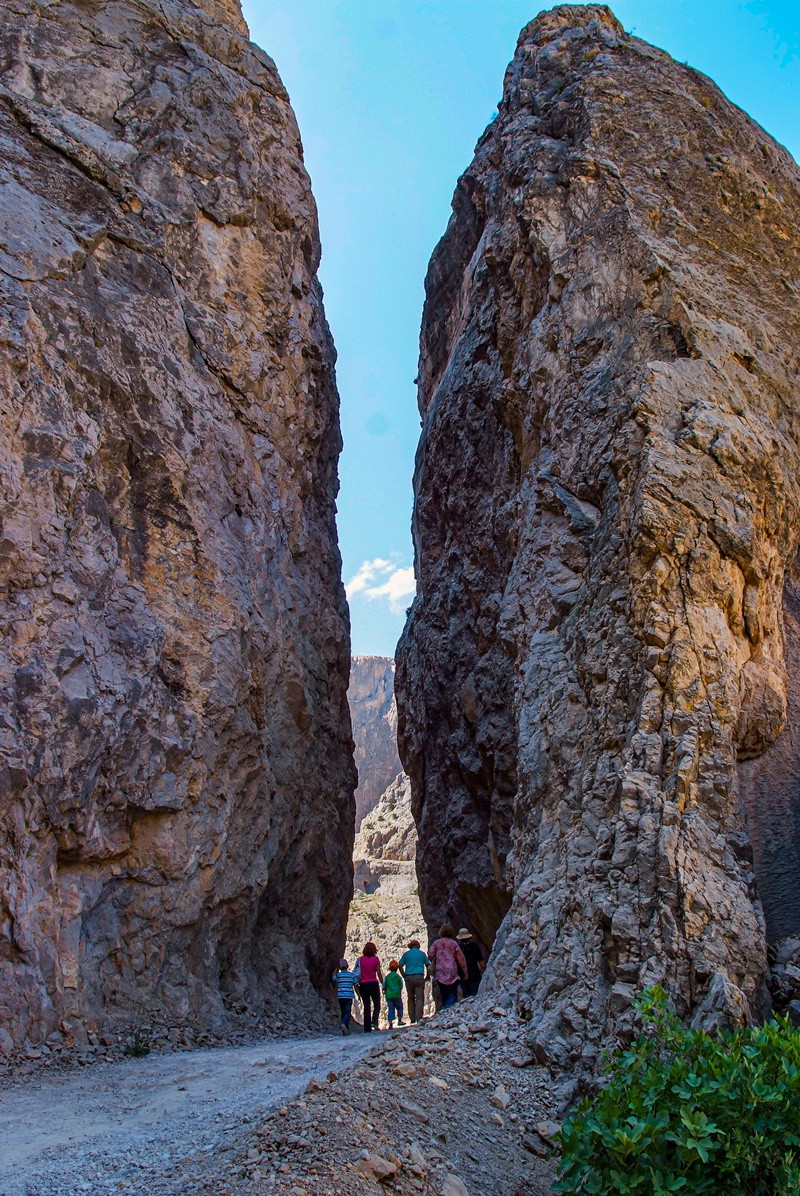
left=428, top=924, right=467, bottom=1008
left=356, top=942, right=384, bottom=1032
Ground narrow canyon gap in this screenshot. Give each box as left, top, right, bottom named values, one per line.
left=396, top=3, right=800, bottom=1062
left=0, top=0, right=355, bottom=1048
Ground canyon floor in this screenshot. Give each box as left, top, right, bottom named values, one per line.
left=0, top=1006, right=562, bottom=1196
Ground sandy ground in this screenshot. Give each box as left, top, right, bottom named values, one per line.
left=0, top=1034, right=375, bottom=1195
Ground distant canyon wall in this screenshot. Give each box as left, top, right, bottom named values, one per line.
left=349, top=656, right=404, bottom=829
left=397, top=3, right=800, bottom=1061
left=347, top=658, right=422, bottom=975
left=0, top=0, right=355, bottom=1048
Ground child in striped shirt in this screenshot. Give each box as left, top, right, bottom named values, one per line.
left=332, top=958, right=360, bottom=1035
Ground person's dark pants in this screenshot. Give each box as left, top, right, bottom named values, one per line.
left=438, top=981, right=459, bottom=1007
left=405, top=974, right=426, bottom=1022
left=361, top=981, right=381, bottom=1031
left=460, top=976, right=481, bottom=998
left=338, top=997, right=353, bottom=1027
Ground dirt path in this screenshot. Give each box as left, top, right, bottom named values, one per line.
left=0, top=1034, right=375, bottom=1195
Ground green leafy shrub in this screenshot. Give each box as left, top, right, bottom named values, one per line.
left=556, top=986, right=800, bottom=1195
left=123, top=1027, right=151, bottom=1058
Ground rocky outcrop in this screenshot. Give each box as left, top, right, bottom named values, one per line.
left=353, top=772, right=416, bottom=897
left=349, top=656, right=402, bottom=828
left=397, top=3, right=800, bottom=1061
left=347, top=773, right=426, bottom=973
left=347, top=660, right=422, bottom=970
left=0, top=0, right=355, bottom=1049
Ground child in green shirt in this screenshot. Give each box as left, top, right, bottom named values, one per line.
left=383, top=960, right=405, bottom=1026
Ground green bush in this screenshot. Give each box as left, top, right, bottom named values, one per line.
left=556, top=986, right=800, bottom=1195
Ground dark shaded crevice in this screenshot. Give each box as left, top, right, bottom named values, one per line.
left=739, top=551, right=800, bottom=942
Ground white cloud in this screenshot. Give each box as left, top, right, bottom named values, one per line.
left=346, top=558, right=416, bottom=613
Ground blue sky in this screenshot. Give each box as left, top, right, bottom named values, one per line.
left=240, top=1, right=799, bottom=657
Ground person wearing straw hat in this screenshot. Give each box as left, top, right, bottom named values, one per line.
left=456, top=928, right=485, bottom=998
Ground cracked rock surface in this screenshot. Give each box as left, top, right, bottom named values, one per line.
left=0, top=0, right=355, bottom=1048
left=396, top=3, right=800, bottom=1060
left=349, top=656, right=403, bottom=829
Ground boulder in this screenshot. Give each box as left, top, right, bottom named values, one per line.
left=396, top=2, right=800, bottom=1046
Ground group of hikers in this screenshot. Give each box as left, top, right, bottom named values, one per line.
left=332, top=924, right=485, bottom=1033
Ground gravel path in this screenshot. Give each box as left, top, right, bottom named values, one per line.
left=0, top=1033, right=376, bottom=1195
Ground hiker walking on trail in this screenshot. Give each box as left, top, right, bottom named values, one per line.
left=428, top=924, right=467, bottom=1009
left=398, top=939, right=431, bottom=1024
left=356, top=941, right=383, bottom=1032
left=332, top=957, right=360, bottom=1035
left=383, top=961, right=405, bottom=1027
left=456, top=928, right=485, bottom=998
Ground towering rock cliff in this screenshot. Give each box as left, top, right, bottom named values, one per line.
left=0, top=0, right=355, bottom=1049
left=349, top=656, right=402, bottom=828
left=397, top=4, right=800, bottom=1061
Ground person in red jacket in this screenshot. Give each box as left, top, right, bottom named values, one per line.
left=428, top=924, right=467, bottom=1008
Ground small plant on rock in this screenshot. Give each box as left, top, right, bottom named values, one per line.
left=123, top=1027, right=151, bottom=1058
left=556, top=985, right=800, bottom=1195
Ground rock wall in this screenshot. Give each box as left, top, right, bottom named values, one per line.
left=740, top=553, right=800, bottom=944
left=353, top=772, right=416, bottom=898
left=349, top=656, right=402, bottom=828
left=0, top=0, right=355, bottom=1049
left=347, top=772, right=427, bottom=976
left=396, top=3, right=800, bottom=1062
left=347, top=658, right=422, bottom=973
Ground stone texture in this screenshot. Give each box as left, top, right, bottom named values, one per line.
left=349, top=655, right=403, bottom=829
left=396, top=3, right=800, bottom=1056
left=0, top=0, right=355, bottom=1047
left=739, top=553, right=800, bottom=944
left=353, top=771, right=416, bottom=898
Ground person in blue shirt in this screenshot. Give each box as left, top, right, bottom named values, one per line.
left=398, top=939, right=431, bottom=1024
left=332, top=958, right=360, bottom=1035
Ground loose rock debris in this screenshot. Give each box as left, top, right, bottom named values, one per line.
left=0, top=1003, right=562, bottom=1195
left=226, top=1004, right=560, bottom=1196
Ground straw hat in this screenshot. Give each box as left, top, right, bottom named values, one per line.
left=456, top=928, right=472, bottom=940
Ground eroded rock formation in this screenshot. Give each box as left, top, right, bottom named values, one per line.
left=347, top=773, right=426, bottom=976
left=347, top=658, right=422, bottom=972
left=353, top=772, right=416, bottom=898
left=349, top=656, right=402, bottom=828
left=397, top=3, right=800, bottom=1061
left=0, top=0, right=355, bottom=1049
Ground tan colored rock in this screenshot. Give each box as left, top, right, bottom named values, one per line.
left=353, top=772, right=417, bottom=896
left=408, top=1142, right=428, bottom=1173
left=393, top=1061, right=417, bottom=1078
left=0, top=0, right=354, bottom=1047
left=399, top=1098, right=430, bottom=1124
left=347, top=661, right=424, bottom=979
left=396, top=2, right=800, bottom=1052
left=440, top=1176, right=470, bottom=1196
left=355, top=1153, right=399, bottom=1183
left=349, top=656, right=403, bottom=828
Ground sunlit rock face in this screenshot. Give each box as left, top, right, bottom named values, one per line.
left=396, top=3, right=800, bottom=1061
left=346, top=658, right=422, bottom=971
left=349, top=656, right=403, bottom=829
left=0, top=0, right=355, bottom=1048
